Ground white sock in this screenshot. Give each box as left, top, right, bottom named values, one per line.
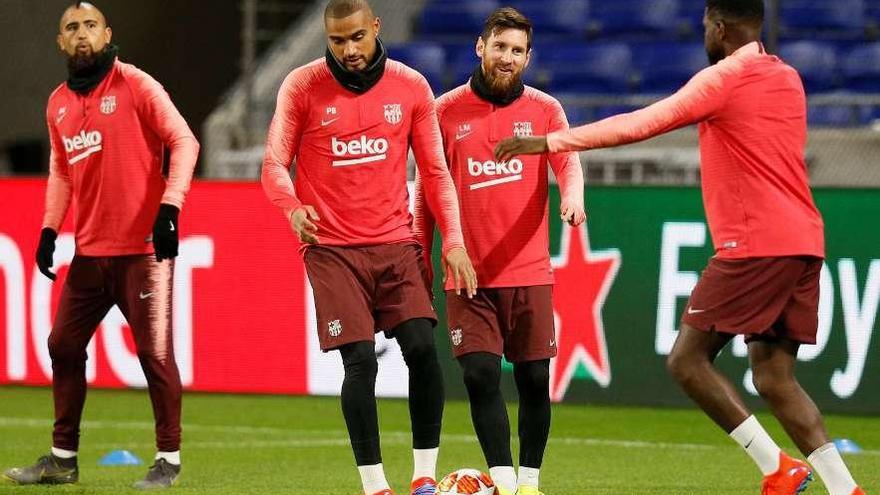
left=412, top=447, right=439, bottom=481
left=729, top=415, right=781, bottom=475
left=489, top=466, right=517, bottom=492
left=51, top=447, right=77, bottom=459
left=808, top=443, right=858, bottom=495
left=518, top=467, right=540, bottom=488
left=358, top=463, right=390, bottom=494
left=156, top=451, right=180, bottom=465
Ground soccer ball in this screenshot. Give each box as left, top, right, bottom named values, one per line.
left=437, top=468, right=496, bottom=495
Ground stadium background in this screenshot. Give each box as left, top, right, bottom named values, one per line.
left=1, top=0, right=879, bottom=418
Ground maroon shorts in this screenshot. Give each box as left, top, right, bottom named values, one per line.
left=304, top=242, right=437, bottom=351
left=681, top=256, right=823, bottom=344
left=446, top=285, right=556, bottom=362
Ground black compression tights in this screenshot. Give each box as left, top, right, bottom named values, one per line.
left=458, top=353, right=552, bottom=468
left=338, top=318, right=443, bottom=466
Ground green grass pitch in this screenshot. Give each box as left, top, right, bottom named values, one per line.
left=0, top=386, right=877, bottom=494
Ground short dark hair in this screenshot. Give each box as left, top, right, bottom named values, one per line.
left=324, top=0, right=373, bottom=20
left=706, top=0, right=764, bottom=24
left=481, top=7, right=533, bottom=51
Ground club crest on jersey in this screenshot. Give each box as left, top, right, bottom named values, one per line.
left=450, top=327, right=463, bottom=346
left=514, top=121, right=533, bottom=137
left=384, top=104, right=402, bottom=125
left=100, top=96, right=117, bottom=115
left=328, top=319, right=343, bottom=337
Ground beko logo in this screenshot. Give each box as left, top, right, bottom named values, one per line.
left=62, top=130, right=103, bottom=164
left=467, top=157, right=524, bottom=190
left=331, top=136, right=389, bottom=167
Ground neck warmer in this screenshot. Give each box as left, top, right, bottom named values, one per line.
left=325, top=38, right=388, bottom=94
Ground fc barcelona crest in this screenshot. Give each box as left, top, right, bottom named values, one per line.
left=514, top=121, right=533, bottom=137
left=100, top=96, right=117, bottom=115
left=384, top=104, right=402, bottom=125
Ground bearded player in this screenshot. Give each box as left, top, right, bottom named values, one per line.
left=3, top=1, right=198, bottom=490
left=261, top=1, right=477, bottom=494
left=414, top=8, right=584, bottom=495
left=495, top=1, right=865, bottom=494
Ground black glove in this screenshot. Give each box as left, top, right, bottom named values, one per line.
left=152, top=204, right=179, bottom=262
left=36, top=228, right=58, bottom=281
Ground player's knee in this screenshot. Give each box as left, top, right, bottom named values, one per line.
left=751, top=369, right=793, bottom=400
left=514, top=360, right=550, bottom=396
left=400, top=339, right=437, bottom=368
left=341, top=342, right=378, bottom=380
left=47, top=332, right=85, bottom=363
left=461, top=354, right=501, bottom=394
left=666, top=349, right=693, bottom=384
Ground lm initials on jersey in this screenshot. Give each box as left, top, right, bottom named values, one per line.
left=63, top=130, right=104, bottom=165
left=331, top=135, right=389, bottom=167
left=467, top=157, right=523, bottom=190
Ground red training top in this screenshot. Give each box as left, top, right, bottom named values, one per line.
left=43, top=59, right=200, bottom=257
left=548, top=42, right=824, bottom=259
left=262, top=58, right=464, bottom=255
left=415, top=84, right=584, bottom=289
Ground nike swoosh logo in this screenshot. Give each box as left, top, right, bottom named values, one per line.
left=139, top=292, right=154, bottom=300
left=687, top=307, right=706, bottom=314
left=169, top=221, right=175, bottom=232
left=455, top=131, right=472, bottom=140
left=321, top=117, right=340, bottom=127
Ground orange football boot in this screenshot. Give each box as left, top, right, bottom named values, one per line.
left=761, top=452, right=813, bottom=495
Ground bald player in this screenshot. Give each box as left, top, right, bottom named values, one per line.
left=3, top=2, right=198, bottom=490
left=495, top=1, right=865, bottom=494
left=262, top=1, right=476, bottom=494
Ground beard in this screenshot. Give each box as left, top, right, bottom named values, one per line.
left=706, top=44, right=725, bottom=65
left=66, top=45, right=107, bottom=74
left=481, top=60, right=523, bottom=98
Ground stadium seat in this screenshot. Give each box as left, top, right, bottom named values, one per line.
left=447, top=43, right=479, bottom=89
left=510, top=0, right=590, bottom=37
left=780, top=0, right=866, bottom=40
left=590, top=0, right=681, bottom=39
left=808, top=105, right=871, bottom=127
left=842, top=43, right=880, bottom=92
left=677, top=0, right=706, bottom=38
left=632, top=42, right=707, bottom=94
left=387, top=42, right=447, bottom=92
left=540, top=43, right=635, bottom=94
left=778, top=41, right=841, bottom=93
left=418, top=0, right=499, bottom=37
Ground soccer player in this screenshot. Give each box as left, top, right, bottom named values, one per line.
left=414, top=8, right=585, bottom=495
left=261, top=1, right=477, bottom=494
left=3, top=1, right=198, bottom=490
left=495, top=1, right=866, bottom=494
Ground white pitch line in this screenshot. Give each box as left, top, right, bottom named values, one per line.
left=0, top=416, right=877, bottom=456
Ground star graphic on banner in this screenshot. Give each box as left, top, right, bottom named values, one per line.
left=549, top=223, right=621, bottom=402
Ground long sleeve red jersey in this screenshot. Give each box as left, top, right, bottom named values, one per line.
left=261, top=58, right=464, bottom=254
left=547, top=42, right=824, bottom=260
left=415, top=84, right=584, bottom=289
left=43, top=60, right=199, bottom=256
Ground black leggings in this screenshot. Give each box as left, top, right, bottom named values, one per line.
left=459, top=353, right=551, bottom=468
left=339, top=318, right=444, bottom=466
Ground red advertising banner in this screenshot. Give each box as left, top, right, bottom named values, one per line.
left=0, top=180, right=310, bottom=394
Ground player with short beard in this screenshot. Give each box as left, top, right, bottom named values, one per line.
left=261, top=1, right=476, bottom=494
left=495, top=1, right=865, bottom=494
left=3, top=1, right=198, bottom=490
left=414, top=8, right=585, bottom=495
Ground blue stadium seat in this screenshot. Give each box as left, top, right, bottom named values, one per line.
left=808, top=105, right=871, bottom=127
left=590, top=0, right=681, bottom=39
left=842, top=43, right=880, bottom=92
left=510, top=0, right=590, bottom=37
left=540, top=43, right=635, bottom=94
left=778, top=41, right=840, bottom=93
left=780, top=0, right=866, bottom=40
left=632, top=42, right=707, bottom=94
left=419, top=0, right=499, bottom=37
left=447, top=43, right=479, bottom=89
left=387, top=42, right=447, bottom=92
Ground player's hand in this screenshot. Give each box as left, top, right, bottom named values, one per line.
left=290, top=205, right=320, bottom=244
left=443, top=247, right=478, bottom=298
left=35, top=228, right=58, bottom=281
left=560, top=199, right=587, bottom=226
left=494, top=136, right=549, bottom=162
left=152, top=204, right=180, bottom=262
